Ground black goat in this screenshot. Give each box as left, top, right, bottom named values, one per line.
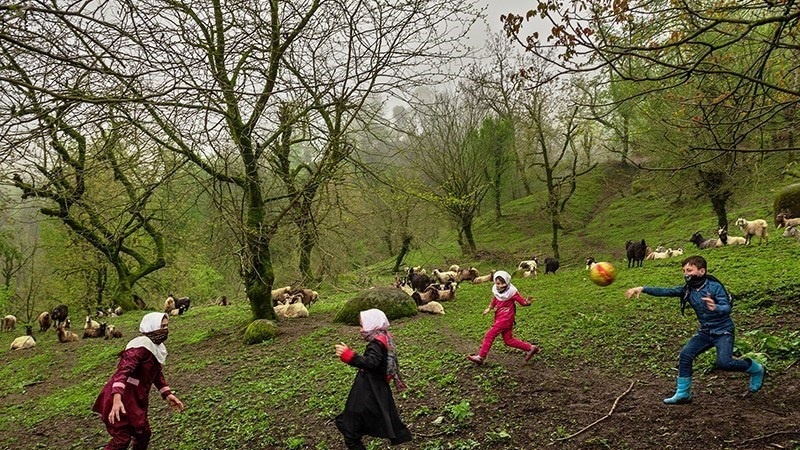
left=689, top=231, right=719, bottom=249
left=51, top=304, right=69, bottom=329
left=625, top=239, right=647, bottom=268
left=544, top=258, right=559, bottom=274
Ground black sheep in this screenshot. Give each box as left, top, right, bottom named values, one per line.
left=544, top=258, right=559, bottom=274
left=625, top=239, right=647, bottom=268
left=51, top=304, right=69, bottom=329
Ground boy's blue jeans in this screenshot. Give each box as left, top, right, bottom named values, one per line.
left=678, top=330, right=750, bottom=377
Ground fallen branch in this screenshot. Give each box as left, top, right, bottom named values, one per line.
left=22, top=380, right=45, bottom=388
left=552, top=380, right=636, bottom=443
left=738, top=430, right=800, bottom=446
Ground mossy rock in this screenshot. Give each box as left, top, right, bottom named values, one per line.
left=774, top=183, right=800, bottom=218
left=333, top=288, right=417, bottom=325
left=243, top=319, right=278, bottom=345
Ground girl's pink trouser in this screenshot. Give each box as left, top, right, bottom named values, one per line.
left=478, top=324, right=532, bottom=358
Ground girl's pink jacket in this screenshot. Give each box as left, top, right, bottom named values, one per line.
left=490, top=292, right=531, bottom=328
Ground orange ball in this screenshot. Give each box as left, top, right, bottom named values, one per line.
left=589, top=262, right=616, bottom=286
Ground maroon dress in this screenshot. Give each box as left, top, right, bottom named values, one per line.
left=93, top=346, right=173, bottom=448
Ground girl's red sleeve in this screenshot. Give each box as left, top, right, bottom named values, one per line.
left=153, top=366, right=173, bottom=399
left=514, top=292, right=532, bottom=306
left=109, top=348, right=145, bottom=396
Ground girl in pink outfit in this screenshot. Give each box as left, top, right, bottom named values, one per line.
left=467, top=270, right=540, bottom=365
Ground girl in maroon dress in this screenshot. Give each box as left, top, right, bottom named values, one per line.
left=334, top=309, right=412, bottom=450
left=93, top=312, right=185, bottom=450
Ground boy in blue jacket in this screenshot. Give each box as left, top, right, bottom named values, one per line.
left=625, top=255, right=765, bottom=404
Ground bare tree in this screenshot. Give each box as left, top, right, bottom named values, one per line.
left=0, top=0, right=482, bottom=320
left=404, top=91, right=491, bottom=256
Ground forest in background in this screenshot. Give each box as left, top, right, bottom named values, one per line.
left=0, top=1, right=798, bottom=323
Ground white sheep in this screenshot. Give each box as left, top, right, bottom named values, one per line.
left=448, top=264, right=460, bottom=273
left=432, top=269, right=457, bottom=284
left=645, top=249, right=673, bottom=260
left=10, top=327, right=35, bottom=350
left=284, top=300, right=309, bottom=319
left=735, top=217, right=769, bottom=245
left=670, top=247, right=684, bottom=257
left=517, top=260, right=538, bottom=276
left=273, top=300, right=291, bottom=318
left=417, top=301, right=445, bottom=315
left=782, top=225, right=800, bottom=242
left=2, top=315, right=17, bottom=332
left=471, top=271, right=495, bottom=284
left=718, top=228, right=746, bottom=246
left=271, top=286, right=293, bottom=306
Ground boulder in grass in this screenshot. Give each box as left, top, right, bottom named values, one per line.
left=333, top=287, right=417, bottom=325
left=243, top=319, right=278, bottom=345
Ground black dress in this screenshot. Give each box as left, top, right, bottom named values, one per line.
left=335, top=340, right=412, bottom=449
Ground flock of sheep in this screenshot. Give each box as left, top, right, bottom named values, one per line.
left=392, top=258, right=562, bottom=316
left=270, top=286, right=319, bottom=319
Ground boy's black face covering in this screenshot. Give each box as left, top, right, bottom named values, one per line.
left=684, top=274, right=706, bottom=288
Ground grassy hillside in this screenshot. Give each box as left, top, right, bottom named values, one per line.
left=1, top=163, right=799, bottom=450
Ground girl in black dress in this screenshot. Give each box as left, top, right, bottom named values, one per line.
left=334, top=309, right=412, bottom=449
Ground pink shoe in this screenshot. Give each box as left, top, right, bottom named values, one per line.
left=525, top=344, right=541, bottom=362
left=467, top=354, right=484, bottom=366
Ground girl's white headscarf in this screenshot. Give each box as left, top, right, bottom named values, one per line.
left=359, top=309, right=407, bottom=391
left=125, top=312, right=168, bottom=364
left=492, top=270, right=518, bottom=302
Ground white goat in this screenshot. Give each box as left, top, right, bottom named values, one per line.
left=646, top=249, right=673, bottom=260
left=718, top=228, right=747, bottom=246
left=517, top=260, right=538, bottom=276
left=735, top=217, right=769, bottom=245
left=432, top=269, right=457, bottom=284
left=783, top=225, right=800, bottom=242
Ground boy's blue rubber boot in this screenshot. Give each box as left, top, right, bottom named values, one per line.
left=663, top=377, right=692, bottom=405
left=745, top=360, right=765, bottom=392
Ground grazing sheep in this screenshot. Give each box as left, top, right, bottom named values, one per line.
left=625, top=240, right=647, bottom=268
left=718, top=228, right=746, bottom=246
left=84, top=315, right=100, bottom=330
left=517, top=259, right=538, bottom=276
left=411, top=286, right=439, bottom=305
left=56, top=326, right=79, bottom=343
left=10, top=326, right=36, bottom=350
left=455, top=267, right=479, bottom=283
left=645, top=249, right=673, bottom=260
left=689, top=231, right=722, bottom=250
left=164, top=294, right=190, bottom=314
left=775, top=212, right=800, bottom=229
left=544, top=257, right=559, bottom=274
left=735, top=217, right=769, bottom=245
left=51, top=304, right=69, bottom=329
left=783, top=225, right=800, bottom=242
left=471, top=271, right=495, bottom=284
left=83, top=323, right=108, bottom=339
left=105, top=325, right=123, bottom=339
left=432, top=269, right=458, bottom=284
left=417, top=301, right=445, bottom=315
left=2, top=315, right=17, bottom=332
left=38, top=311, right=51, bottom=332
left=585, top=257, right=596, bottom=270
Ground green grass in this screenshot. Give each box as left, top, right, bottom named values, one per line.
left=1, top=162, right=799, bottom=449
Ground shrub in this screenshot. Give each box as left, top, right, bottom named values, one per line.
left=773, top=183, right=800, bottom=217
left=243, top=319, right=278, bottom=345
left=332, top=287, right=417, bottom=325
